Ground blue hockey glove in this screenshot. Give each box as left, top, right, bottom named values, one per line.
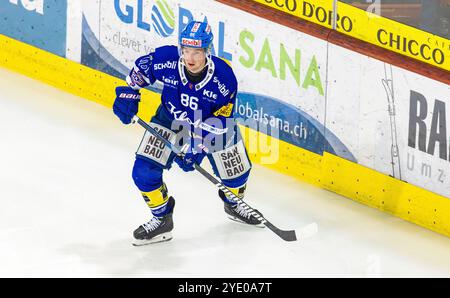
left=175, top=151, right=206, bottom=172
left=174, top=137, right=207, bottom=172
left=113, top=86, right=141, bottom=124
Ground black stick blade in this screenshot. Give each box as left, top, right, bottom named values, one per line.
left=264, top=222, right=297, bottom=242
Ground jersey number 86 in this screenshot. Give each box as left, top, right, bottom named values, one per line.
left=180, top=93, right=199, bottom=110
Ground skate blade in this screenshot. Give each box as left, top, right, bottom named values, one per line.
left=132, top=232, right=173, bottom=246
left=227, top=215, right=266, bottom=228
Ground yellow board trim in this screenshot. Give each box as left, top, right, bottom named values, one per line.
left=252, top=0, right=449, bottom=71
left=0, top=34, right=159, bottom=122
left=252, top=0, right=334, bottom=29
left=337, top=2, right=449, bottom=72
left=1, top=34, right=448, bottom=237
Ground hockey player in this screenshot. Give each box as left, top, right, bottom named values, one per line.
left=113, top=21, right=263, bottom=246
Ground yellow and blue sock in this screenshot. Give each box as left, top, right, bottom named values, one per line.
left=141, top=183, right=172, bottom=217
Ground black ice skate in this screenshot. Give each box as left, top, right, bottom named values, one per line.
left=132, top=196, right=175, bottom=246
left=224, top=202, right=265, bottom=228
left=219, top=189, right=264, bottom=228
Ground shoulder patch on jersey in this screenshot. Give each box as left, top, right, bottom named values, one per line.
left=213, top=103, right=234, bottom=117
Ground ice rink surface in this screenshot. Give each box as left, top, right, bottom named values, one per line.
left=0, top=67, right=449, bottom=278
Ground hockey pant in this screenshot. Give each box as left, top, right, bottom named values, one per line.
left=132, top=105, right=252, bottom=217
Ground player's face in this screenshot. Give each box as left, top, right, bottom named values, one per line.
left=182, top=47, right=206, bottom=74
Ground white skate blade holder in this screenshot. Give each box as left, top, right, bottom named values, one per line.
left=132, top=232, right=173, bottom=246
left=227, top=214, right=266, bottom=228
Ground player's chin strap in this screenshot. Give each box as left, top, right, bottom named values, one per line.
left=132, top=115, right=298, bottom=242
left=178, top=52, right=215, bottom=91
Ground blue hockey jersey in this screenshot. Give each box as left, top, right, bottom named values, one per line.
left=126, top=45, right=238, bottom=139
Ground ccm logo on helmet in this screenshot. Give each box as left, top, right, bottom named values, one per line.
left=181, top=38, right=202, bottom=47
left=191, top=22, right=201, bottom=33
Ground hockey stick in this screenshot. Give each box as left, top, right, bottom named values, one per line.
left=132, top=115, right=297, bottom=242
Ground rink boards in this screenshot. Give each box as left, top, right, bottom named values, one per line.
left=0, top=0, right=449, bottom=237
left=252, top=0, right=450, bottom=71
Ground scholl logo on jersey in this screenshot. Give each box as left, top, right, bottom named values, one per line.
left=154, top=61, right=177, bottom=70
left=114, top=0, right=175, bottom=38
left=213, top=77, right=230, bottom=97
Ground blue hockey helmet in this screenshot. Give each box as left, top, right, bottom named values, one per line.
left=179, top=21, right=213, bottom=51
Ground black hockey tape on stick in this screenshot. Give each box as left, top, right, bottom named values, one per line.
left=132, top=115, right=297, bottom=242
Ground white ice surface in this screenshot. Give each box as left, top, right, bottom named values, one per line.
left=0, top=67, right=449, bottom=278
